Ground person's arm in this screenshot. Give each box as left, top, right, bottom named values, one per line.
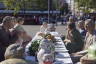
left=22, top=32, right=32, bottom=48
left=71, top=50, right=88, bottom=57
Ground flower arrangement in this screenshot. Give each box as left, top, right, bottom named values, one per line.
left=38, top=32, right=57, bottom=43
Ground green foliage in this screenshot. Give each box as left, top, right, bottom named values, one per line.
left=74, top=0, right=96, bottom=13
left=60, top=3, right=69, bottom=15
left=3, top=0, right=58, bottom=11
left=2, top=0, right=61, bottom=14
left=29, top=40, right=40, bottom=56
left=3, top=0, right=25, bottom=14
left=37, top=0, right=48, bottom=10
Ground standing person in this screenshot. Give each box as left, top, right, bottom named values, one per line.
left=9, top=17, right=17, bottom=32
left=0, top=16, right=14, bottom=61
left=40, top=22, right=48, bottom=33
left=11, top=17, right=32, bottom=47
left=17, top=17, right=24, bottom=25
left=0, top=43, right=33, bottom=64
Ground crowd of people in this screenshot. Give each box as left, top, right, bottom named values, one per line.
left=64, top=18, right=96, bottom=64
left=0, top=16, right=32, bottom=64
left=38, top=16, right=96, bottom=64
left=0, top=15, right=96, bottom=64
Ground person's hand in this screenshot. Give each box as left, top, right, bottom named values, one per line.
left=80, top=55, right=96, bottom=64
left=71, top=52, right=84, bottom=57
left=38, top=32, right=45, bottom=37
left=64, top=39, right=71, bottom=43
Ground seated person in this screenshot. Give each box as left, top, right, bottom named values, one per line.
left=80, top=54, right=96, bottom=64
left=3, top=43, right=34, bottom=64
left=78, top=20, right=87, bottom=39
left=0, top=59, right=28, bottom=64
left=4, top=43, right=24, bottom=59
left=64, top=22, right=84, bottom=53
left=71, top=19, right=96, bottom=63
left=46, top=24, right=56, bottom=32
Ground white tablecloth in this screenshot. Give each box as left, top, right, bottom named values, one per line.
left=25, top=32, right=73, bottom=64
left=50, top=32, right=73, bottom=64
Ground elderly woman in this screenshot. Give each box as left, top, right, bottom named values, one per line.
left=0, top=59, right=28, bottom=64
left=64, top=22, right=84, bottom=53
left=78, top=20, right=87, bottom=39
left=0, top=43, right=33, bottom=64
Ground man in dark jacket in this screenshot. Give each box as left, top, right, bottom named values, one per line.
left=0, top=16, right=14, bottom=61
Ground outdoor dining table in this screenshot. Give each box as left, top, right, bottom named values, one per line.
left=25, top=32, right=73, bottom=64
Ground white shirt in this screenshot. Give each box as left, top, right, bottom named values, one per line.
left=40, top=25, right=47, bottom=33
left=9, top=24, right=19, bottom=32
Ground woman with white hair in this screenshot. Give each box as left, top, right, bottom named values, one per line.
left=40, top=22, right=48, bottom=33
left=78, top=20, right=87, bottom=39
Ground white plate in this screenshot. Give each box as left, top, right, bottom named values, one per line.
left=55, top=49, right=68, bottom=53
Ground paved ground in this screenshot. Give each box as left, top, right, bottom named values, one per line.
left=23, top=25, right=67, bottom=37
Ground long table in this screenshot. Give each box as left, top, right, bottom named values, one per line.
left=25, top=32, right=73, bottom=64
left=50, top=32, right=73, bottom=64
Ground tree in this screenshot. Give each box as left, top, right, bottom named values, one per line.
left=3, top=0, right=26, bottom=14
left=74, top=0, right=96, bottom=13
left=1, top=0, right=60, bottom=14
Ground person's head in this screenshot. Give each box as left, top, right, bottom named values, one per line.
left=11, top=16, right=17, bottom=26
left=69, top=16, right=75, bottom=23
left=67, top=22, right=76, bottom=31
left=2, top=16, right=14, bottom=29
left=85, top=19, right=95, bottom=33
left=42, top=22, right=48, bottom=28
left=4, top=43, right=24, bottom=59
left=0, top=59, right=28, bottom=64
left=78, top=20, right=85, bottom=29
left=12, top=27, right=26, bottom=42
left=17, top=17, right=24, bottom=25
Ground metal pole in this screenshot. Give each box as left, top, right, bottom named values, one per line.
left=23, top=0, right=25, bottom=19
left=70, top=0, right=71, bottom=12
left=48, top=0, right=50, bottom=23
